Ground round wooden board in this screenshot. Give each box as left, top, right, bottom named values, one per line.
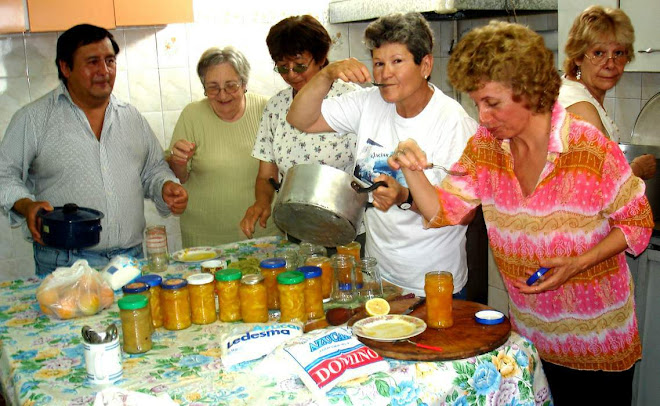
left=348, top=299, right=511, bottom=361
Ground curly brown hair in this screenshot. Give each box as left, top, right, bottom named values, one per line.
left=447, top=21, right=559, bottom=113
left=563, top=5, right=635, bottom=78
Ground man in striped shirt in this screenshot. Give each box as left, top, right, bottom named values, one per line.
left=0, top=24, right=188, bottom=276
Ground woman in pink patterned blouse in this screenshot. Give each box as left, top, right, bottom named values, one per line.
left=389, top=21, right=654, bottom=405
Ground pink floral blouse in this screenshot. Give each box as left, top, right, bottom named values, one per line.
left=429, top=102, right=654, bottom=371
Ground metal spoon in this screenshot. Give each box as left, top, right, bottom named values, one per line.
left=425, top=163, right=468, bottom=176
left=371, top=82, right=393, bottom=87
left=638, top=48, right=660, bottom=54
left=81, top=325, right=102, bottom=344
left=104, top=323, right=118, bottom=343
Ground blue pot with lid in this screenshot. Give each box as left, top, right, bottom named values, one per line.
left=38, top=203, right=104, bottom=249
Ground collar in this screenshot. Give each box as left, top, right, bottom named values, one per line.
left=55, top=81, right=124, bottom=109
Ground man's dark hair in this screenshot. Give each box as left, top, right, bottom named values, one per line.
left=56, top=24, right=120, bottom=84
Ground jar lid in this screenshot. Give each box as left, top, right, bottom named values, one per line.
left=187, top=273, right=214, bottom=285
left=241, top=273, right=264, bottom=285
left=277, top=270, right=305, bottom=285
left=118, top=294, right=148, bottom=310
left=135, top=274, right=162, bottom=287
left=525, top=267, right=550, bottom=286
left=215, top=268, right=242, bottom=282
left=122, top=282, right=149, bottom=294
left=161, top=278, right=188, bottom=289
left=260, top=258, right=286, bottom=269
left=304, top=255, right=329, bottom=265
left=298, top=266, right=322, bottom=279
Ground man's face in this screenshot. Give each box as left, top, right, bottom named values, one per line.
left=60, top=38, right=116, bottom=104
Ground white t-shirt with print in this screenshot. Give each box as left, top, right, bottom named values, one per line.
left=252, top=81, right=359, bottom=179
left=321, top=84, right=477, bottom=295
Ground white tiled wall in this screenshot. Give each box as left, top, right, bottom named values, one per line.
left=1, top=6, right=659, bottom=289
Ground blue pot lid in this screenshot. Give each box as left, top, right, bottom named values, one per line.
left=39, top=203, right=104, bottom=223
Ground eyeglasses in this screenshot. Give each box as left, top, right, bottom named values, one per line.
left=204, top=81, right=242, bottom=97
left=273, top=62, right=310, bottom=75
left=583, top=49, right=628, bottom=66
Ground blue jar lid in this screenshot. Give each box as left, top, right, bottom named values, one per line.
left=135, top=274, right=162, bottom=288
left=162, top=278, right=188, bottom=290
left=122, top=282, right=149, bottom=294
left=298, top=266, right=322, bottom=279
left=260, top=258, right=286, bottom=269
left=526, top=267, right=550, bottom=286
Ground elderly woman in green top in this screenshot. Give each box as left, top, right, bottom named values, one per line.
left=167, top=46, right=281, bottom=246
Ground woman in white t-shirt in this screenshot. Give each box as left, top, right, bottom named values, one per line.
left=287, top=12, right=477, bottom=297
left=559, top=5, right=655, bottom=179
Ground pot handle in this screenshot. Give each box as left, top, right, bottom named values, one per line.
left=268, top=178, right=281, bottom=193
left=351, top=181, right=388, bottom=194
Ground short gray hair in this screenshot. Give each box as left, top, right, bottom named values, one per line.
left=364, top=12, right=434, bottom=65
left=196, top=46, right=251, bottom=85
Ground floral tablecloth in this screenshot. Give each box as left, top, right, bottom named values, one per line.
left=0, top=236, right=553, bottom=406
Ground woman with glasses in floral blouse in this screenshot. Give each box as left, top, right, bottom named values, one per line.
left=559, top=5, right=655, bottom=180
left=240, top=15, right=359, bottom=244
left=168, top=46, right=281, bottom=246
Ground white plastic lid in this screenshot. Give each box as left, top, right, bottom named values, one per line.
left=186, top=273, right=214, bottom=285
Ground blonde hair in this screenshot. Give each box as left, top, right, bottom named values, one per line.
left=448, top=21, right=559, bottom=113
left=563, top=5, right=635, bottom=77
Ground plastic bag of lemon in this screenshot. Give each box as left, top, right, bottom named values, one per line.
left=36, top=259, right=115, bottom=319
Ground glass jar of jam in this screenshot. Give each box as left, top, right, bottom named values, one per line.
left=277, top=271, right=306, bottom=323
left=118, top=295, right=152, bottom=354
left=215, top=268, right=242, bottom=322
left=299, top=266, right=324, bottom=321
left=337, top=241, right=363, bottom=286
left=187, top=273, right=216, bottom=325
left=260, top=258, right=286, bottom=310
left=134, top=274, right=163, bottom=329
left=304, top=255, right=333, bottom=300
left=160, top=278, right=192, bottom=330
left=239, top=274, right=268, bottom=323
left=122, top=281, right=153, bottom=333
left=424, top=271, right=454, bottom=328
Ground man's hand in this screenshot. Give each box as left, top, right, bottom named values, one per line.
left=13, top=198, right=53, bottom=245
left=162, top=181, right=188, bottom=214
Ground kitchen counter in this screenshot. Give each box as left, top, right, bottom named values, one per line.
left=0, top=236, right=551, bottom=405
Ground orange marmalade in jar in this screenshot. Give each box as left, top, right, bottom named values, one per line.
left=187, top=273, right=216, bottom=325
left=260, top=258, right=286, bottom=310
left=122, top=281, right=153, bottom=333
left=277, top=271, right=306, bottom=323
left=135, top=274, right=163, bottom=329
left=304, top=255, right=333, bottom=300
left=161, top=278, right=192, bottom=330
left=336, top=241, right=363, bottom=286
left=215, top=269, right=242, bottom=322
left=239, top=274, right=268, bottom=323
left=424, top=271, right=454, bottom=328
left=299, top=266, right=324, bottom=320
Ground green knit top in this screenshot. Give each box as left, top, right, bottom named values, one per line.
left=168, top=93, right=282, bottom=247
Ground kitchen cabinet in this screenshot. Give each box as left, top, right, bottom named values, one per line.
left=0, top=0, right=26, bottom=33
left=114, top=0, right=192, bottom=26
left=620, top=0, right=660, bottom=72
left=25, top=0, right=192, bottom=33
left=26, top=0, right=116, bottom=32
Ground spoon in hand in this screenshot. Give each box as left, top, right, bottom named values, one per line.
left=371, top=82, right=393, bottom=87
left=425, top=163, right=468, bottom=176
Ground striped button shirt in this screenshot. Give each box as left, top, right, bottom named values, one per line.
left=0, top=83, right=178, bottom=251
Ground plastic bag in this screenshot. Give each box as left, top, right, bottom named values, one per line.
left=37, top=259, right=115, bottom=319
left=220, top=322, right=303, bottom=368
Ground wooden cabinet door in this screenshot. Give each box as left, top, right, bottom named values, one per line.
left=26, top=0, right=115, bottom=33
left=114, top=0, right=193, bottom=26
left=0, top=0, right=27, bottom=33
left=620, top=0, right=660, bottom=72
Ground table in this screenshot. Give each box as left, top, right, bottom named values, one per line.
left=0, top=236, right=553, bottom=405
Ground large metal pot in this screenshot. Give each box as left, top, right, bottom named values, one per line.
left=38, top=203, right=104, bottom=249
left=619, top=144, right=660, bottom=224
left=272, top=164, right=383, bottom=247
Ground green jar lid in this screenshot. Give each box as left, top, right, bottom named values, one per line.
left=277, top=270, right=304, bottom=285
left=215, top=268, right=242, bottom=282
left=118, top=294, right=148, bottom=310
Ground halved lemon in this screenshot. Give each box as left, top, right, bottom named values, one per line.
left=365, top=298, right=390, bottom=316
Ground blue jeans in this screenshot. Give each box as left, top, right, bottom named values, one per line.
left=33, top=243, right=143, bottom=277
left=452, top=286, right=468, bottom=300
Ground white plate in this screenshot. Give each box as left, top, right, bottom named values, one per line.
left=172, top=247, right=220, bottom=263
left=352, top=315, right=426, bottom=342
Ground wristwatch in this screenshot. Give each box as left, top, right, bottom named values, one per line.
left=398, top=189, right=414, bottom=210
